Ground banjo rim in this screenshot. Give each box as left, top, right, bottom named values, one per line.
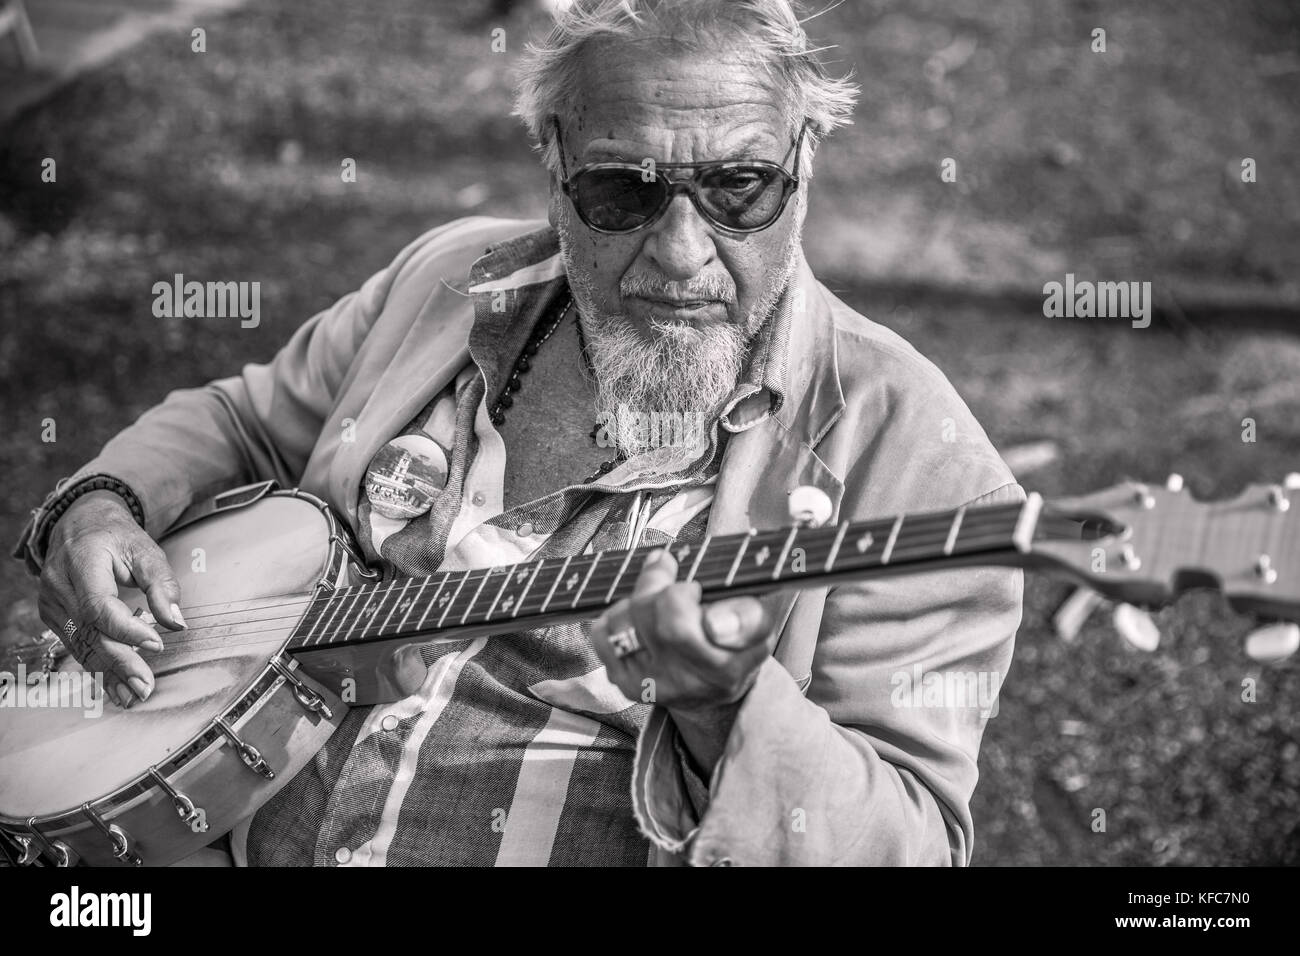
left=0, top=487, right=360, bottom=862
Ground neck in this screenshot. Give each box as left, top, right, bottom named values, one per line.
left=287, top=496, right=1038, bottom=655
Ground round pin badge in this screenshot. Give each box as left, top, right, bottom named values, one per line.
left=364, top=434, right=449, bottom=520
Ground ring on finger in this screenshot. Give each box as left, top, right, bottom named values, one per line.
left=608, top=626, right=644, bottom=660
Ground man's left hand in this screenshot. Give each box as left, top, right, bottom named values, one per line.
left=590, top=548, right=774, bottom=769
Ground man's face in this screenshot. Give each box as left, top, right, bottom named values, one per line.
left=549, top=40, right=805, bottom=345
left=548, top=39, right=806, bottom=457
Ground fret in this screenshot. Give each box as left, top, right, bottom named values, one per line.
left=460, top=567, right=496, bottom=625
left=880, top=515, right=904, bottom=565
left=485, top=564, right=519, bottom=620
left=313, top=587, right=355, bottom=645
left=943, top=505, right=967, bottom=556
left=513, top=560, right=545, bottom=618
left=824, top=520, right=850, bottom=572
left=414, top=572, right=452, bottom=633
left=685, top=535, right=711, bottom=584
left=605, top=546, right=639, bottom=605
left=397, top=576, right=431, bottom=633
left=772, top=525, right=800, bottom=580
left=377, top=577, right=412, bottom=637
left=725, top=530, right=756, bottom=587
left=572, top=551, right=604, bottom=609
left=298, top=591, right=338, bottom=644
left=330, top=585, right=372, bottom=644
left=540, top=555, right=575, bottom=613
left=351, top=582, right=391, bottom=640
left=437, top=571, right=472, bottom=628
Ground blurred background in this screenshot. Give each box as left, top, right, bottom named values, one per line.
left=0, top=0, right=1297, bottom=865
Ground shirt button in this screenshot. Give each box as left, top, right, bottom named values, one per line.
left=381, top=714, right=399, bottom=732
left=334, top=847, right=352, bottom=865
left=517, top=522, right=534, bottom=537
left=472, top=492, right=485, bottom=507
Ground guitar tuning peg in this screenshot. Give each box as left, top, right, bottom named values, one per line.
left=1113, top=603, right=1160, bottom=652
left=788, top=485, right=833, bottom=527
left=1165, top=473, right=1184, bottom=492
left=1244, top=622, right=1300, bottom=664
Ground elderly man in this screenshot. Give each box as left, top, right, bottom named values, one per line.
left=15, top=0, right=1022, bottom=866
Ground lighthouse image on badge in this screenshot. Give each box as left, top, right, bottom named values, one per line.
left=364, top=433, right=449, bottom=520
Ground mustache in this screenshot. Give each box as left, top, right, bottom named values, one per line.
left=619, top=272, right=736, bottom=304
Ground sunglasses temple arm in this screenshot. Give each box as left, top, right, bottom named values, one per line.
left=551, top=116, right=570, bottom=184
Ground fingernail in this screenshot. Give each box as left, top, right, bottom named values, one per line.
left=706, top=606, right=741, bottom=646
left=170, top=603, right=187, bottom=628
left=127, top=677, right=151, bottom=702
left=112, top=683, right=133, bottom=709
left=142, top=638, right=164, bottom=653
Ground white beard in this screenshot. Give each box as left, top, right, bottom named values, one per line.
left=555, top=199, right=803, bottom=461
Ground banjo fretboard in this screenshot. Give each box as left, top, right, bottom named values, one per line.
left=286, top=499, right=1033, bottom=651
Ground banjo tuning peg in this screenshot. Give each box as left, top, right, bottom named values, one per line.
left=1244, top=622, right=1300, bottom=664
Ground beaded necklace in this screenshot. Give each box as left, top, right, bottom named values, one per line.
left=487, top=292, right=627, bottom=483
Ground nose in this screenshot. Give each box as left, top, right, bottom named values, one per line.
left=640, top=192, right=716, bottom=281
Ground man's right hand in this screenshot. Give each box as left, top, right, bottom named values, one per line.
left=37, top=490, right=186, bottom=708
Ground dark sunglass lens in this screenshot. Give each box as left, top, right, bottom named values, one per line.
left=574, top=169, right=665, bottom=232
left=699, top=166, right=787, bottom=229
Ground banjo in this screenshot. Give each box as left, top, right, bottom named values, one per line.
left=1, top=474, right=1298, bottom=867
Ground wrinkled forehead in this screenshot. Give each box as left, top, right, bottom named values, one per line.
left=562, top=38, right=795, bottom=165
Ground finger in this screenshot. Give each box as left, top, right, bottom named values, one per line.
left=38, top=565, right=78, bottom=631
left=40, top=572, right=150, bottom=707
left=585, top=605, right=642, bottom=698
left=632, top=548, right=690, bottom=602
left=702, top=596, right=773, bottom=651
left=37, top=592, right=71, bottom=639
left=71, top=627, right=155, bottom=706
left=69, top=549, right=166, bottom=652
left=633, top=581, right=707, bottom=657
left=126, top=540, right=186, bottom=630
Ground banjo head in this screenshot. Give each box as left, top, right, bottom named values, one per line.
left=0, top=492, right=338, bottom=829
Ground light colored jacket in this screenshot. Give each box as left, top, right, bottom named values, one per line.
left=17, top=216, right=1023, bottom=866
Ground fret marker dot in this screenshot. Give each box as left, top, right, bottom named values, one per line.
left=566, top=573, right=580, bottom=591
left=501, top=596, right=515, bottom=612
left=516, top=569, right=528, bottom=584
left=438, top=593, right=451, bottom=606
left=676, top=544, right=691, bottom=562
left=856, top=533, right=874, bottom=553
left=754, top=546, right=770, bottom=566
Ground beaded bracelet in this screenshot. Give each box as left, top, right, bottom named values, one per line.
left=31, top=474, right=146, bottom=563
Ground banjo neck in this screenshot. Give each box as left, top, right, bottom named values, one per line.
left=286, top=497, right=1040, bottom=656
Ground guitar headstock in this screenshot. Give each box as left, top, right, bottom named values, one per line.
left=1030, top=474, right=1300, bottom=623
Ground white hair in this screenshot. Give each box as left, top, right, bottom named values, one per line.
left=513, top=0, right=859, bottom=178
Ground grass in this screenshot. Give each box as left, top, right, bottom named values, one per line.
left=1, top=0, right=1297, bottom=865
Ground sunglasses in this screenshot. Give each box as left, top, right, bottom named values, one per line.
left=553, top=117, right=807, bottom=235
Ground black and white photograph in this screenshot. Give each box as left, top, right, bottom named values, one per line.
left=0, top=0, right=1295, bottom=915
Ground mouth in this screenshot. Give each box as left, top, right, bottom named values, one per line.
left=629, top=295, right=729, bottom=321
